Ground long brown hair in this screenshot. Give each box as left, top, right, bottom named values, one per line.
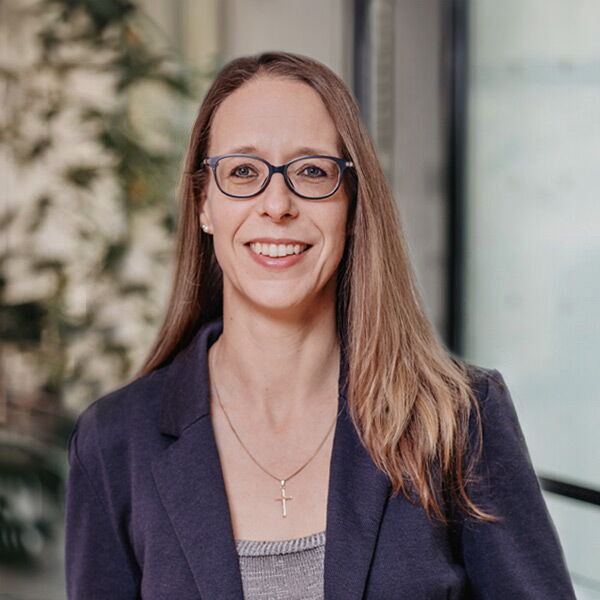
left=136, top=51, right=497, bottom=525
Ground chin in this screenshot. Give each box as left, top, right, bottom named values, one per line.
left=233, top=286, right=317, bottom=319
left=251, top=292, right=310, bottom=315
left=224, top=276, right=336, bottom=317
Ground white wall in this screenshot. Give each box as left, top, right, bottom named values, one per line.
left=219, top=0, right=352, bottom=82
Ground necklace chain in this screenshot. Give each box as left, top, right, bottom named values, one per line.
left=209, top=345, right=340, bottom=486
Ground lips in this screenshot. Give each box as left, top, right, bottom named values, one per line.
left=245, top=237, right=312, bottom=245
left=244, top=242, right=312, bottom=269
left=247, top=241, right=311, bottom=258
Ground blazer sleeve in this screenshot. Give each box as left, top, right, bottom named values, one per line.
left=458, top=369, right=576, bottom=599
left=65, top=423, right=141, bottom=599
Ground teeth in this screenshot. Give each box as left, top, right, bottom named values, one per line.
left=249, top=242, right=308, bottom=257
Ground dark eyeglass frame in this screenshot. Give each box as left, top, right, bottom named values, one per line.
left=202, top=153, right=355, bottom=200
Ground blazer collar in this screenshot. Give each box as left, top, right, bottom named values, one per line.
left=152, top=317, right=391, bottom=599
left=158, top=317, right=224, bottom=437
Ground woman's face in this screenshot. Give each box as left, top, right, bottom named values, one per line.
left=200, top=76, right=350, bottom=318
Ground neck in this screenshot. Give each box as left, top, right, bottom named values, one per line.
left=209, top=305, right=341, bottom=429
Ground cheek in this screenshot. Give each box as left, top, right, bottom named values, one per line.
left=208, top=204, right=251, bottom=273
left=320, top=208, right=349, bottom=275
left=206, top=195, right=244, bottom=235
left=329, top=204, right=350, bottom=248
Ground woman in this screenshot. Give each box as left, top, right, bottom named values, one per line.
left=65, top=52, right=575, bottom=599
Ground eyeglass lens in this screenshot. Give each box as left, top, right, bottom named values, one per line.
left=214, top=156, right=341, bottom=198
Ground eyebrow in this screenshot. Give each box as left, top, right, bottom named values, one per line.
left=226, top=145, right=337, bottom=158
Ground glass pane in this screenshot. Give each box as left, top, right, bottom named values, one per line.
left=463, top=0, right=600, bottom=594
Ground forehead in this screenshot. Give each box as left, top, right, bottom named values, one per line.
left=208, top=76, right=341, bottom=158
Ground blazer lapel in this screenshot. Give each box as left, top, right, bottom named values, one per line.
left=152, top=417, right=244, bottom=598
left=324, top=364, right=391, bottom=599
left=152, top=318, right=244, bottom=599
left=152, top=318, right=391, bottom=600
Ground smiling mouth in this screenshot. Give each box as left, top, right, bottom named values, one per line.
left=246, top=242, right=312, bottom=258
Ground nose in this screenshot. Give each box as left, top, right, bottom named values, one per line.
left=256, top=172, right=298, bottom=221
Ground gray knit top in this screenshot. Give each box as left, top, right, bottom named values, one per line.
left=235, top=530, right=326, bottom=600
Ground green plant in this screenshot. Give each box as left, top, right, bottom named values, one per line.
left=0, top=0, right=212, bottom=565
left=0, top=0, right=209, bottom=408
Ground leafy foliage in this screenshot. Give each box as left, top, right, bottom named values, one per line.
left=0, top=0, right=212, bottom=566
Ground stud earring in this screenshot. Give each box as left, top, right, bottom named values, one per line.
left=201, top=224, right=213, bottom=234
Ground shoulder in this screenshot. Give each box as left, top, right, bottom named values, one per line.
left=76, top=366, right=167, bottom=426
left=68, top=366, right=170, bottom=473
left=463, top=362, right=520, bottom=429
left=458, top=362, right=534, bottom=491
left=456, top=361, right=532, bottom=477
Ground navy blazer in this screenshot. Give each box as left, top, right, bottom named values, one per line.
left=65, top=318, right=575, bottom=599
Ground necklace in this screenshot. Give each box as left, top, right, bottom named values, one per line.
left=209, top=346, right=340, bottom=518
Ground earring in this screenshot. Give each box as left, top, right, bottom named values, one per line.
left=201, top=224, right=213, bottom=234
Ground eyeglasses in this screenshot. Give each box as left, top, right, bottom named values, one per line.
left=202, top=153, right=354, bottom=200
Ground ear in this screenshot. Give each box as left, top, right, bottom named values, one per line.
left=199, top=189, right=213, bottom=234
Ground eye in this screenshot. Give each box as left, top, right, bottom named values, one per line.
left=299, top=165, right=327, bottom=178
left=230, top=164, right=258, bottom=178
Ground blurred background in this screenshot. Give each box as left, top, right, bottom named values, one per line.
left=0, top=0, right=598, bottom=598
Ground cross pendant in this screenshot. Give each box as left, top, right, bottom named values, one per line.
left=274, top=479, right=293, bottom=517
